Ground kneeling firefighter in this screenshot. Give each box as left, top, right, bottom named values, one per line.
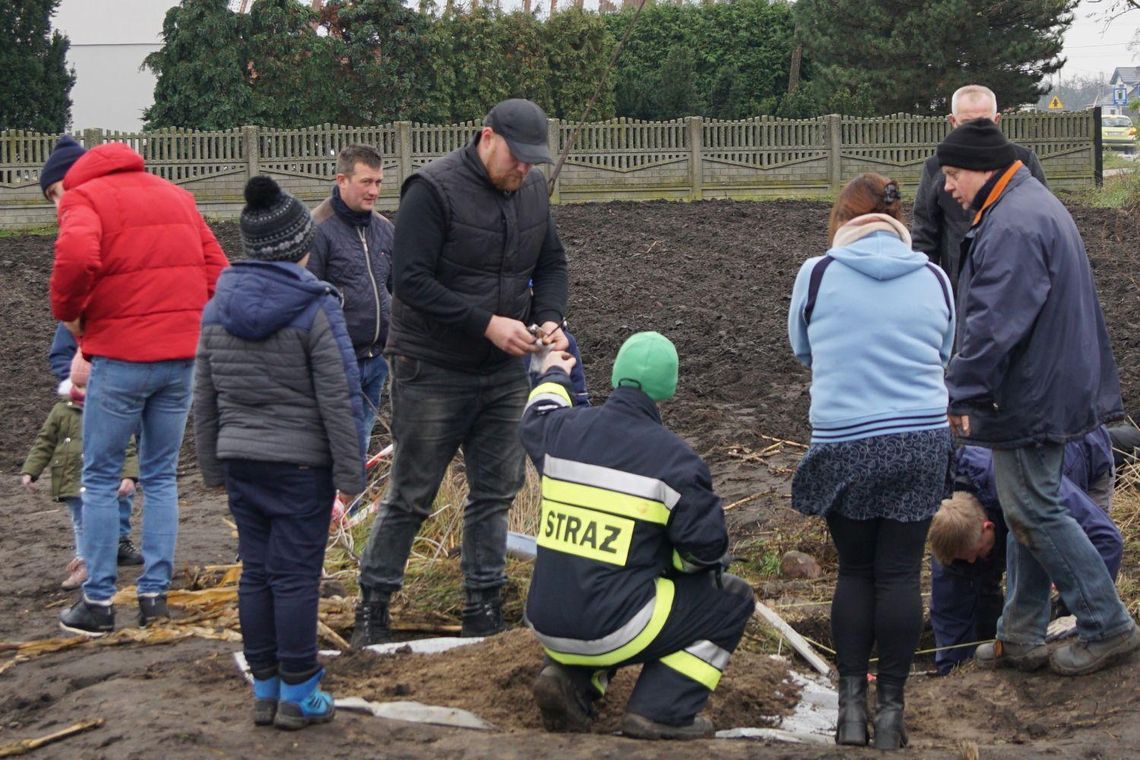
left=519, top=331, right=755, bottom=740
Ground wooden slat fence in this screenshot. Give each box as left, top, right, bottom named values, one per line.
left=0, top=111, right=1099, bottom=228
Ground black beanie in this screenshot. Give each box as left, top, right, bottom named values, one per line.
left=936, top=119, right=1016, bottom=171
left=39, top=136, right=87, bottom=197
left=240, top=176, right=314, bottom=262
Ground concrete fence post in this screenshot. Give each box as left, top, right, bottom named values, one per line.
left=688, top=116, right=703, bottom=201
left=547, top=118, right=561, bottom=204
left=827, top=114, right=843, bottom=192
left=80, top=128, right=104, bottom=148
left=243, top=125, right=260, bottom=180
left=397, top=121, right=413, bottom=186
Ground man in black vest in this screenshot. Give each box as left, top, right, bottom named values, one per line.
left=911, top=84, right=1046, bottom=295
left=352, top=99, right=569, bottom=646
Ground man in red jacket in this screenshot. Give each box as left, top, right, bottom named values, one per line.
left=41, top=136, right=229, bottom=636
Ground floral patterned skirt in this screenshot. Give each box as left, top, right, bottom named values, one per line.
left=791, top=428, right=955, bottom=523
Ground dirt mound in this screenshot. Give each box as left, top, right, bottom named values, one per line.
left=324, top=628, right=799, bottom=733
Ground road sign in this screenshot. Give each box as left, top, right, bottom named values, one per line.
left=1048, top=95, right=1064, bottom=110
left=1113, top=86, right=1128, bottom=106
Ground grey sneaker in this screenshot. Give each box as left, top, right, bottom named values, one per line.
left=975, top=640, right=1049, bottom=671
left=532, top=664, right=592, bottom=733
left=59, top=597, right=114, bottom=637
left=138, top=594, right=170, bottom=627
left=1049, top=626, right=1140, bottom=676
left=620, top=712, right=714, bottom=741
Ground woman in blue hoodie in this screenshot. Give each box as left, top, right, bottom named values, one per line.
left=787, top=173, right=955, bottom=750
left=195, top=177, right=365, bottom=730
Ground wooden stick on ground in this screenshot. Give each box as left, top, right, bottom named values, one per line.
left=752, top=601, right=834, bottom=678
left=759, top=434, right=808, bottom=450
left=317, top=621, right=351, bottom=651
left=0, top=719, right=104, bottom=757
left=723, top=492, right=765, bottom=512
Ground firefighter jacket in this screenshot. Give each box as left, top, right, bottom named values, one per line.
left=519, top=368, right=728, bottom=665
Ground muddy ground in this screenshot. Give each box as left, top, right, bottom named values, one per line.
left=0, top=199, right=1138, bottom=758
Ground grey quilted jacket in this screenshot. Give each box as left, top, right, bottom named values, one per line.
left=193, top=261, right=366, bottom=493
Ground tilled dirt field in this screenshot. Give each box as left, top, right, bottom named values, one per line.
left=0, top=199, right=1138, bottom=758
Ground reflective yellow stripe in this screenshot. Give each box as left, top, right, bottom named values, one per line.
left=528, top=381, right=571, bottom=407
left=543, top=578, right=675, bottom=667
left=672, top=549, right=702, bottom=573
left=660, top=650, right=723, bottom=690
left=543, top=477, right=671, bottom=525
left=538, top=500, right=633, bottom=565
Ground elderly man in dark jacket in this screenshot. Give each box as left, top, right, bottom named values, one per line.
left=912, top=85, right=1046, bottom=295
left=309, top=144, right=394, bottom=457
left=352, top=98, right=569, bottom=646
left=195, top=176, right=364, bottom=729
left=938, top=120, right=1138, bottom=677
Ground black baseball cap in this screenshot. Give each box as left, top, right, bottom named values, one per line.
left=484, top=99, right=552, bottom=165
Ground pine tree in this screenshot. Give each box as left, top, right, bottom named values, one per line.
left=245, top=0, right=336, bottom=126
left=143, top=0, right=250, bottom=129
left=321, top=0, right=439, bottom=124
left=794, top=0, right=1077, bottom=115
left=0, top=0, right=75, bottom=132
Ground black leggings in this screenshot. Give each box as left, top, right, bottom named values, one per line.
left=826, top=513, right=931, bottom=688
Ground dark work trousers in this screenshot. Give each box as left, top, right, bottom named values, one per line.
left=359, top=356, right=529, bottom=595
left=929, top=556, right=1004, bottom=674
left=224, top=460, right=334, bottom=675
left=826, top=514, right=931, bottom=689
left=551, top=572, right=755, bottom=726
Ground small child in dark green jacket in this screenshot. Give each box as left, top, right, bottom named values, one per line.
left=20, top=378, right=138, bottom=590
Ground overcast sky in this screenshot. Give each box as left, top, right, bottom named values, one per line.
left=1059, top=3, right=1138, bottom=81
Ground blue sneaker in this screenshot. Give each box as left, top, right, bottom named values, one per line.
left=275, top=668, right=335, bottom=730
left=252, top=672, right=280, bottom=726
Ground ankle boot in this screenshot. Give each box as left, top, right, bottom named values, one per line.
left=461, top=588, right=505, bottom=637
left=872, top=681, right=908, bottom=750
left=350, top=587, right=390, bottom=648
left=834, top=675, right=869, bottom=746
left=275, top=667, right=335, bottom=730
left=250, top=664, right=279, bottom=726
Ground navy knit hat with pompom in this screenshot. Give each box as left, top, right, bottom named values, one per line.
left=239, top=176, right=314, bottom=262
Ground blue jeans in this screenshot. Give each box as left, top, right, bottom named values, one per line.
left=81, top=358, right=194, bottom=601
left=64, top=495, right=133, bottom=558
left=225, top=460, right=333, bottom=675
left=65, top=496, right=84, bottom=558
left=358, top=355, right=389, bottom=456
left=359, top=356, right=528, bottom=594
left=118, top=494, right=134, bottom=539
left=993, top=444, right=1133, bottom=645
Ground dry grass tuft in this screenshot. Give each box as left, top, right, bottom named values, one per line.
left=1113, top=461, right=1140, bottom=619
left=323, top=455, right=542, bottom=629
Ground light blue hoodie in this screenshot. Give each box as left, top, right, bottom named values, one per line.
left=788, top=221, right=955, bottom=443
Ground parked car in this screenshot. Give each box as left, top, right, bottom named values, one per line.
left=1102, top=114, right=1137, bottom=152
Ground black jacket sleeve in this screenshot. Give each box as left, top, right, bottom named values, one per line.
left=519, top=367, right=575, bottom=469
left=911, top=157, right=942, bottom=265
left=666, top=453, right=729, bottom=572
left=529, top=213, right=569, bottom=327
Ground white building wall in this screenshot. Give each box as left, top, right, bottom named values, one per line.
left=54, top=0, right=180, bottom=131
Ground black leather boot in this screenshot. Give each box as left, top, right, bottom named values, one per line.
left=835, top=675, right=869, bottom=746
left=872, top=681, right=908, bottom=750
left=461, top=588, right=505, bottom=637
left=349, top=587, right=390, bottom=648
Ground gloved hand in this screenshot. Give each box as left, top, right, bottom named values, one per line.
left=714, top=553, right=733, bottom=589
